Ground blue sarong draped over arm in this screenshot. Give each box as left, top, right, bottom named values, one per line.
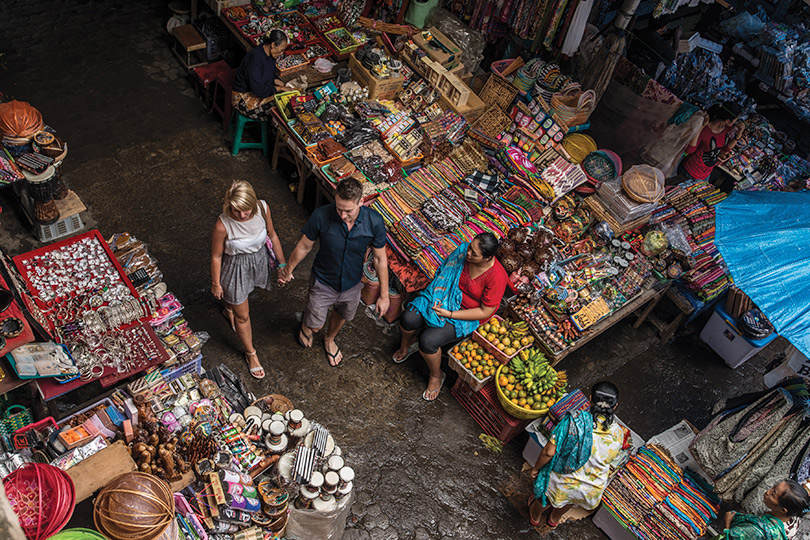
left=409, top=243, right=479, bottom=338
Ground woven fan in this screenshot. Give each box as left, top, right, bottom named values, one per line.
left=622, top=165, right=665, bottom=203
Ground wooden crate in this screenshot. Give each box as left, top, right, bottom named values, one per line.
left=67, top=440, right=137, bottom=502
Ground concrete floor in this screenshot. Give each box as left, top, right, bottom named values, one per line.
left=0, top=2, right=787, bottom=539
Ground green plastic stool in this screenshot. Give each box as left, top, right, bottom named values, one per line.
left=230, top=111, right=269, bottom=156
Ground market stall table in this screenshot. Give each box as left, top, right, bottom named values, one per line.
left=269, top=108, right=336, bottom=205
left=515, top=283, right=670, bottom=364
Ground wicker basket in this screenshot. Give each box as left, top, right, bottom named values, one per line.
left=622, top=164, right=665, bottom=203
left=251, top=394, right=295, bottom=414
left=550, top=87, right=596, bottom=128
left=561, top=133, right=597, bottom=164
left=470, top=105, right=512, bottom=139
left=479, top=74, right=519, bottom=111
left=494, top=364, right=547, bottom=420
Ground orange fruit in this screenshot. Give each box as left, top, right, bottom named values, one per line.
left=454, top=353, right=463, bottom=360
left=506, top=384, right=514, bottom=392
left=486, top=359, right=494, bottom=367
left=464, top=363, right=471, bottom=369
left=499, top=376, right=509, bottom=386
left=518, top=398, right=527, bottom=406
left=511, top=398, right=519, bottom=405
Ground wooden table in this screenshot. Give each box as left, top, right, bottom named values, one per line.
left=538, top=282, right=670, bottom=364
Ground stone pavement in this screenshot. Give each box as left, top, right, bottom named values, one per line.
left=0, top=2, right=792, bottom=539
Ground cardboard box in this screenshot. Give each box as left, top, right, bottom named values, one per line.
left=413, top=27, right=462, bottom=70
left=439, top=89, right=486, bottom=123
left=348, top=53, right=404, bottom=100
left=444, top=73, right=470, bottom=107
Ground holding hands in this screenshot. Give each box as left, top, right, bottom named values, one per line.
left=278, top=264, right=294, bottom=284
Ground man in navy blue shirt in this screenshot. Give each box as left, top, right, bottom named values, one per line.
left=280, top=178, right=389, bottom=366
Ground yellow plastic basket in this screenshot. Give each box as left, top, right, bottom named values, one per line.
left=274, top=90, right=301, bottom=122
left=494, top=364, right=547, bottom=421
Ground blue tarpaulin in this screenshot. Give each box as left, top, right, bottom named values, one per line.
left=715, top=191, right=810, bottom=358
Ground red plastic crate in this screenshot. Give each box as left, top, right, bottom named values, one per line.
left=451, top=379, right=530, bottom=443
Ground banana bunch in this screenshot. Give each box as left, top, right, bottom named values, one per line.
left=500, top=348, right=568, bottom=414
left=504, top=320, right=530, bottom=343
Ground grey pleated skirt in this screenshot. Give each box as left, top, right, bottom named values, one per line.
left=221, top=249, right=273, bottom=306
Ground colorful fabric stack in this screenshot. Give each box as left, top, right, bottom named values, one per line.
left=549, top=389, right=590, bottom=423
left=602, top=445, right=719, bottom=540
left=650, top=180, right=730, bottom=301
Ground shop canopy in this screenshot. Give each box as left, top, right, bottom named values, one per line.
left=715, top=190, right=810, bottom=358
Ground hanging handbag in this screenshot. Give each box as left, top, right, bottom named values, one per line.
left=258, top=201, right=279, bottom=270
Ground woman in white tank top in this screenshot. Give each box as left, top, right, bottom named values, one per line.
left=211, top=181, right=287, bottom=379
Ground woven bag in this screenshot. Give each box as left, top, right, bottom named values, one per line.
left=1, top=404, right=33, bottom=435
left=550, top=88, right=596, bottom=127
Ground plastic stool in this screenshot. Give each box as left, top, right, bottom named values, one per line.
left=230, top=112, right=269, bottom=156
left=211, top=68, right=237, bottom=130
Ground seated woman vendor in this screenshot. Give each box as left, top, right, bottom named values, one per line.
left=678, top=101, right=744, bottom=183
left=721, top=479, right=810, bottom=539
left=232, top=29, right=293, bottom=121
left=393, top=233, right=508, bottom=401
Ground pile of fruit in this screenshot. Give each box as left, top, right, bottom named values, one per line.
left=498, top=348, right=568, bottom=415
left=451, top=339, right=498, bottom=380
left=476, top=317, right=534, bottom=357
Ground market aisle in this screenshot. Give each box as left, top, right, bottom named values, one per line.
left=0, top=2, right=784, bottom=539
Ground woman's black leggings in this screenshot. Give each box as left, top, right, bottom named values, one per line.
left=400, top=308, right=461, bottom=354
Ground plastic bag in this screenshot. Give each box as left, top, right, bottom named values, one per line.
left=424, top=7, right=485, bottom=74
left=660, top=224, right=692, bottom=256
left=719, top=12, right=765, bottom=41
left=285, top=491, right=354, bottom=540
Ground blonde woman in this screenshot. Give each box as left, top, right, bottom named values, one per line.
left=211, top=181, right=286, bottom=379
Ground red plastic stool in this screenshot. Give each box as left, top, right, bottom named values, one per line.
left=211, top=68, right=237, bottom=131
left=192, top=60, right=230, bottom=108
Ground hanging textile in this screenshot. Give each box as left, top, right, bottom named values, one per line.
left=561, top=0, right=594, bottom=56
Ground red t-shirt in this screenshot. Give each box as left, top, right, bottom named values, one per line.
left=459, top=260, right=509, bottom=322
left=683, top=125, right=732, bottom=180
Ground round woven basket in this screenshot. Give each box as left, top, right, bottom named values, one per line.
left=251, top=394, right=295, bottom=414
left=93, top=472, right=175, bottom=540
left=622, top=165, right=665, bottom=203
left=582, top=151, right=617, bottom=184
left=494, top=365, right=547, bottom=421
left=561, top=134, right=597, bottom=164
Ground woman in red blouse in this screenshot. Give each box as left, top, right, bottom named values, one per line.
left=393, top=233, right=509, bottom=400
left=678, top=101, right=744, bottom=182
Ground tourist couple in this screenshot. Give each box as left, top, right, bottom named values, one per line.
left=211, top=178, right=388, bottom=379
left=211, top=177, right=509, bottom=402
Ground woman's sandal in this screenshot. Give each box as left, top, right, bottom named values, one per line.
left=392, top=342, right=419, bottom=364
left=245, top=351, right=265, bottom=380
left=546, top=513, right=560, bottom=529
left=223, top=308, right=236, bottom=332
left=422, top=373, right=446, bottom=401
